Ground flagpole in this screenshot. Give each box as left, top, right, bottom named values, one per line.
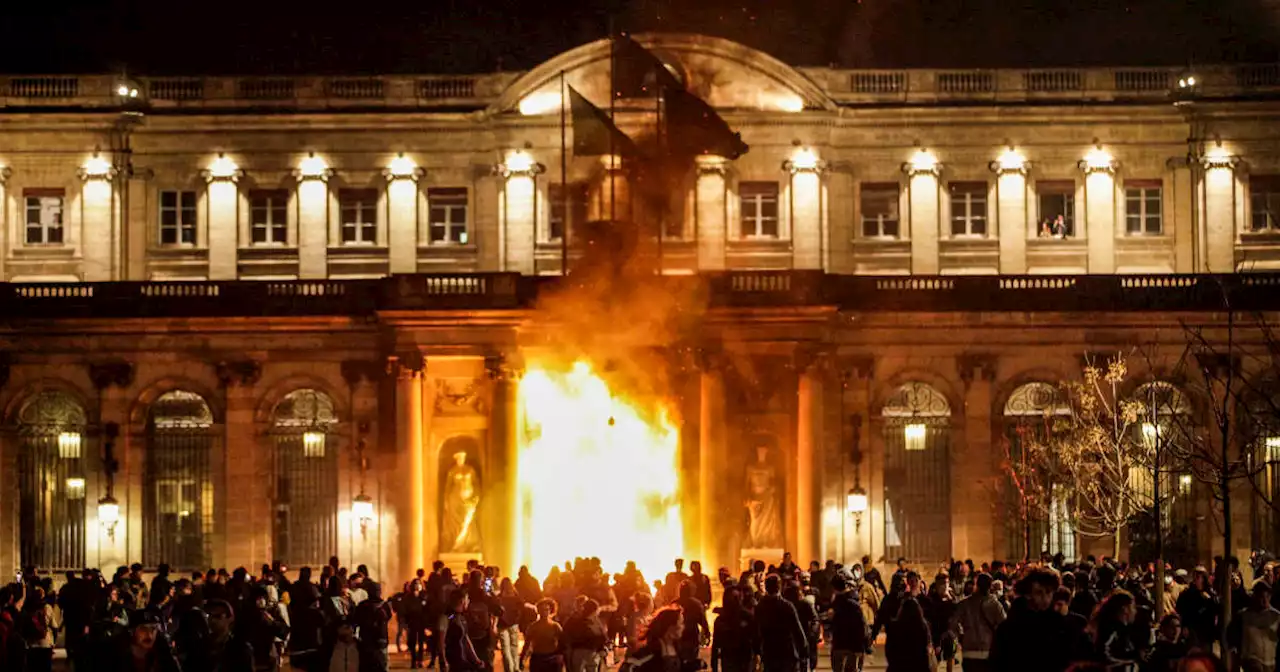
left=559, top=69, right=568, bottom=276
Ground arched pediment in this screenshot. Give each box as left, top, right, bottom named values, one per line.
left=491, top=33, right=835, bottom=116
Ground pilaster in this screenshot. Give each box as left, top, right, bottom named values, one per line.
left=216, top=359, right=263, bottom=567
left=697, top=347, right=727, bottom=569
left=956, top=353, right=998, bottom=562
left=297, top=176, right=330, bottom=279
left=1083, top=164, right=1117, bottom=273
left=390, top=352, right=426, bottom=583
left=795, top=346, right=828, bottom=564
left=81, top=178, right=115, bottom=281
left=1202, top=158, right=1240, bottom=273
left=907, top=172, right=940, bottom=274
left=695, top=158, right=728, bottom=271
left=486, top=353, right=522, bottom=575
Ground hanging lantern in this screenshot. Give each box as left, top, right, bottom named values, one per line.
left=302, top=430, right=326, bottom=458
left=353, top=493, right=375, bottom=536
left=65, top=477, right=86, bottom=500
left=58, top=432, right=82, bottom=459
left=846, top=486, right=868, bottom=515
left=904, top=423, right=927, bottom=451
left=98, top=495, right=120, bottom=538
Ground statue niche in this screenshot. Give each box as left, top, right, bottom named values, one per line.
left=742, top=439, right=784, bottom=550
left=439, top=436, right=483, bottom=554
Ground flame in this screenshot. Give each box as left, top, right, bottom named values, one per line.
left=517, top=359, right=683, bottom=581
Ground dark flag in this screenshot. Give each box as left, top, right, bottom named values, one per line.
left=568, top=86, right=638, bottom=157
left=664, top=87, right=750, bottom=160
left=613, top=34, right=683, bottom=99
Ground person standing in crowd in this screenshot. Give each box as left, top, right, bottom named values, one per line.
left=329, top=622, right=361, bottom=672
left=1147, top=614, right=1189, bottom=672
left=106, top=611, right=181, bottom=672
left=1230, top=581, right=1280, bottom=672
left=674, top=581, right=711, bottom=664
left=923, top=573, right=955, bottom=669
left=465, top=571, right=501, bottom=672
left=352, top=581, right=392, bottom=672
left=783, top=582, right=820, bottom=672
left=194, top=598, right=254, bottom=672
left=884, top=598, right=933, bottom=672
left=624, top=606, right=684, bottom=672
left=400, top=581, right=429, bottom=669
left=626, top=592, right=655, bottom=658
left=496, top=579, right=525, bottom=672
left=1092, top=590, right=1141, bottom=671
left=1051, top=586, right=1091, bottom=664
left=755, top=575, right=807, bottom=672
left=1177, top=569, right=1218, bottom=650
left=663, top=561, right=690, bottom=605
left=445, top=589, right=486, bottom=672
left=711, top=588, right=758, bottom=672
left=523, top=598, right=566, bottom=672
left=872, top=573, right=908, bottom=642
left=688, top=562, right=713, bottom=610
left=950, top=572, right=1005, bottom=672
left=827, top=575, right=869, bottom=672
left=287, top=584, right=328, bottom=672
left=990, top=568, right=1070, bottom=672
left=565, top=598, right=608, bottom=672
left=20, top=583, right=56, bottom=672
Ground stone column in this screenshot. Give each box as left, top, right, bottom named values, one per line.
left=496, top=155, right=543, bottom=275
left=796, top=350, right=826, bottom=564
left=296, top=174, right=330, bottom=279
left=394, top=353, right=426, bottom=581
left=81, top=175, right=115, bottom=281
left=1083, top=164, right=1116, bottom=274
left=907, top=167, right=941, bottom=274
left=206, top=171, right=240, bottom=281
left=387, top=172, right=419, bottom=275
left=787, top=155, right=826, bottom=270
left=842, top=357, right=875, bottom=563
left=995, top=169, right=1029, bottom=274
left=487, top=354, right=522, bottom=574
left=217, top=361, right=264, bottom=567
left=698, top=349, right=727, bottom=569
left=956, top=354, right=997, bottom=561
left=1171, top=164, right=1195, bottom=272
left=695, top=157, right=728, bottom=271
left=1202, top=158, right=1239, bottom=273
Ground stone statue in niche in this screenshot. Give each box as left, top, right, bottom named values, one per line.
left=441, top=451, right=482, bottom=553
left=743, top=444, right=783, bottom=548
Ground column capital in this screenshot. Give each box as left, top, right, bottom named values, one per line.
left=695, top=155, right=729, bottom=177
left=793, top=343, right=834, bottom=374
left=89, top=360, right=135, bottom=391
left=694, top=345, right=730, bottom=374
left=839, top=355, right=875, bottom=382
left=484, top=352, right=524, bottom=381
left=215, top=359, right=262, bottom=388
left=341, top=360, right=384, bottom=388
left=956, top=353, right=997, bottom=385
left=387, top=351, right=426, bottom=379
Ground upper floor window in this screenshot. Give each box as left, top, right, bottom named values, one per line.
left=249, top=190, right=289, bottom=245
left=339, top=189, right=378, bottom=245
left=159, top=190, right=198, bottom=246
left=1036, top=181, right=1075, bottom=239
left=1250, top=176, right=1280, bottom=232
left=24, top=190, right=64, bottom=245
left=949, top=182, right=988, bottom=237
left=860, top=183, right=900, bottom=238
left=739, top=181, right=779, bottom=239
left=1125, top=182, right=1163, bottom=235
left=427, top=188, right=469, bottom=245
left=549, top=183, right=588, bottom=242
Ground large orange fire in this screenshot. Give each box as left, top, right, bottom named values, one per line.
left=517, top=359, right=683, bottom=581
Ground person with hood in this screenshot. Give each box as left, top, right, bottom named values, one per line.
left=351, top=581, right=393, bottom=672
left=989, top=568, right=1071, bottom=672
left=884, top=598, right=933, bottom=672
left=1176, top=569, right=1218, bottom=649
left=949, top=573, right=1005, bottom=672
left=827, top=575, right=868, bottom=672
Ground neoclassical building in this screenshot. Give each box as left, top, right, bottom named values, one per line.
left=2, top=34, right=1280, bottom=581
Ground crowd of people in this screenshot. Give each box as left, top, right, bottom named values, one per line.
left=0, top=551, right=1278, bottom=672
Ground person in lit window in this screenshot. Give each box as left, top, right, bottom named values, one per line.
left=1053, top=215, right=1068, bottom=239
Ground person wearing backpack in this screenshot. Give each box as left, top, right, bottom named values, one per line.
left=351, top=581, right=393, bottom=672
left=21, top=583, right=55, bottom=672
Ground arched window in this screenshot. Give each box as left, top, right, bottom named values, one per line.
left=16, top=391, right=87, bottom=571
left=1130, top=381, right=1197, bottom=565
left=1245, top=386, right=1280, bottom=555
left=271, top=389, right=339, bottom=567
left=1002, top=382, right=1073, bottom=561
left=881, top=382, right=951, bottom=563
left=144, top=390, right=215, bottom=569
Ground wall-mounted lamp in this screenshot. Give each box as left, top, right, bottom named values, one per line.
left=904, top=422, right=927, bottom=451
left=783, top=146, right=826, bottom=174
left=98, top=495, right=120, bottom=539
left=302, top=430, right=326, bottom=459
left=494, top=150, right=545, bottom=179
left=902, top=148, right=941, bottom=177
left=1201, top=144, right=1240, bottom=170
left=353, top=493, right=375, bottom=536
left=294, top=153, right=333, bottom=181
left=202, top=154, right=244, bottom=183
left=99, top=421, right=120, bottom=540
left=846, top=486, right=868, bottom=532
left=384, top=153, right=424, bottom=181
left=1078, top=144, right=1116, bottom=175
left=989, top=147, right=1029, bottom=176
left=79, top=152, right=116, bottom=181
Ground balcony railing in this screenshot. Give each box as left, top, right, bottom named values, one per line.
left=3, top=272, right=1275, bottom=318
left=1, top=62, right=1276, bottom=111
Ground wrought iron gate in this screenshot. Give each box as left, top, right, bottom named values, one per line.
left=882, top=382, right=952, bottom=564
left=272, top=389, right=338, bottom=567
left=16, top=391, right=87, bottom=571
left=144, top=390, right=215, bottom=569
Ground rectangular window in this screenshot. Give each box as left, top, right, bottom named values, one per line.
left=249, top=190, right=289, bottom=245
left=339, top=189, right=378, bottom=245
left=549, top=183, right=588, bottom=242
left=24, top=191, right=64, bottom=245
left=949, top=182, right=988, bottom=237
left=1125, top=183, right=1163, bottom=235
left=739, top=181, right=779, bottom=238
left=860, top=183, right=900, bottom=238
left=428, top=188, right=469, bottom=245
left=159, top=190, right=198, bottom=246
left=1037, top=181, right=1075, bottom=238
left=1250, top=176, right=1280, bottom=232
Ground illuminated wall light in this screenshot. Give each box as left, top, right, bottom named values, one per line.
left=116, top=84, right=139, bottom=98
left=385, top=154, right=423, bottom=181
left=846, top=487, right=868, bottom=515
left=1079, top=146, right=1115, bottom=174
left=79, top=153, right=115, bottom=181
left=1202, top=144, right=1239, bottom=170
left=1178, top=473, right=1193, bottom=494
left=1178, top=75, right=1198, bottom=89
left=302, top=430, right=326, bottom=458
left=902, top=149, right=941, bottom=177
left=496, top=150, right=545, bottom=178
left=771, top=93, right=805, bottom=113
left=518, top=91, right=564, bottom=116
left=990, top=147, right=1028, bottom=175
left=353, top=493, right=375, bottom=537
left=203, top=154, right=243, bottom=182
left=65, top=477, right=86, bottom=500
left=784, top=147, right=826, bottom=174
left=295, top=153, right=333, bottom=181
left=98, top=495, right=120, bottom=538
left=904, top=423, right=927, bottom=451
left=58, top=431, right=83, bottom=459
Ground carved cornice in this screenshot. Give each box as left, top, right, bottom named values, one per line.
left=387, top=351, right=426, bottom=379
left=89, top=361, right=135, bottom=391
left=340, top=360, right=383, bottom=388
left=484, top=352, right=524, bottom=381
left=957, top=353, right=998, bottom=384
left=215, top=359, right=262, bottom=388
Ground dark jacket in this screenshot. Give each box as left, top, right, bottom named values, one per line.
left=884, top=619, right=933, bottom=672
left=828, top=591, right=869, bottom=652
left=753, top=594, right=806, bottom=664
left=710, top=607, right=757, bottom=672
left=989, top=598, right=1071, bottom=672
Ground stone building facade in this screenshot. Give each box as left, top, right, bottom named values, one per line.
left=2, top=34, right=1280, bottom=580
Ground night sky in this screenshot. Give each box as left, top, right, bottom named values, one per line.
left=3, top=0, right=1277, bottom=75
